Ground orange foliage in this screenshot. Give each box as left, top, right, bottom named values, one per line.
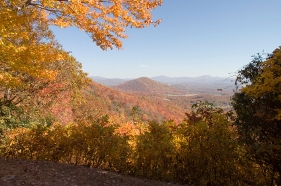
left=2, top=0, right=162, bottom=50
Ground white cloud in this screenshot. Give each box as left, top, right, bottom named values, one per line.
left=138, top=64, right=149, bottom=68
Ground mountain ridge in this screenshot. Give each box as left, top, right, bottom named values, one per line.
left=90, top=76, right=132, bottom=86
left=82, top=80, right=186, bottom=122
left=90, top=75, right=234, bottom=87
left=112, top=77, right=184, bottom=94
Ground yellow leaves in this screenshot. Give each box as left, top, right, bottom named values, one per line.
left=0, top=17, right=65, bottom=90
left=0, top=108, right=255, bottom=185
left=0, top=72, right=22, bottom=88
left=110, top=3, right=123, bottom=17
left=241, top=47, right=281, bottom=120
left=3, top=0, right=162, bottom=50
left=0, top=39, right=4, bottom=46
left=275, top=109, right=281, bottom=120
left=39, top=69, right=58, bottom=80
left=0, top=1, right=71, bottom=85
left=243, top=47, right=281, bottom=97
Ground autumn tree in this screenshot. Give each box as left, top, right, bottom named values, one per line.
left=232, top=47, right=281, bottom=185
left=1, top=0, right=163, bottom=90
left=173, top=101, right=246, bottom=185
left=130, top=106, right=142, bottom=123
left=0, top=3, right=65, bottom=128
left=32, top=55, right=90, bottom=124
left=2, top=0, right=163, bottom=50
left=1, top=0, right=162, bottom=126
left=0, top=53, right=89, bottom=129
left=0, top=3, right=66, bottom=89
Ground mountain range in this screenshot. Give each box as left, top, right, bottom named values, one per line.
left=90, top=76, right=132, bottom=86
left=151, top=75, right=234, bottom=85
left=87, top=76, right=234, bottom=118
left=90, top=75, right=235, bottom=88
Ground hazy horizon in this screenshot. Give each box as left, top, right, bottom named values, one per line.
left=89, top=74, right=236, bottom=79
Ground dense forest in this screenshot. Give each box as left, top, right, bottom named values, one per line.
left=1, top=0, right=281, bottom=185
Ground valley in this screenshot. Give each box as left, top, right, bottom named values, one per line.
left=90, top=75, right=234, bottom=115
left=1, top=1, right=280, bottom=184
left=81, top=80, right=186, bottom=123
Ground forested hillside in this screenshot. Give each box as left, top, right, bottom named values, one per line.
left=81, top=81, right=186, bottom=122
left=112, top=77, right=233, bottom=111
left=113, top=77, right=184, bottom=94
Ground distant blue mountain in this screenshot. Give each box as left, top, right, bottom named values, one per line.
left=89, top=76, right=132, bottom=86
left=151, top=75, right=234, bottom=85
left=90, top=75, right=235, bottom=88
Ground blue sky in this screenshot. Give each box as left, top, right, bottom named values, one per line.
left=51, top=0, right=281, bottom=78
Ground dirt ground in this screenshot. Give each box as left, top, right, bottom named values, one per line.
left=0, top=158, right=184, bottom=186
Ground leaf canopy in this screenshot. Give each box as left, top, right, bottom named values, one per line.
left=3, top=0, right=163, bottom=50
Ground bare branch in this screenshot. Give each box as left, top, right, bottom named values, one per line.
left=28, top=3, right=58, bottom=12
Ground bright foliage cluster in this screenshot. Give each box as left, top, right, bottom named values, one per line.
left=2, top=0, right=162, bottom=50
left=0, top=103, right=265, bottom=185
left=0, top=2, right=65, bottom=88
left=241, top=47, right=281, bottom=120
